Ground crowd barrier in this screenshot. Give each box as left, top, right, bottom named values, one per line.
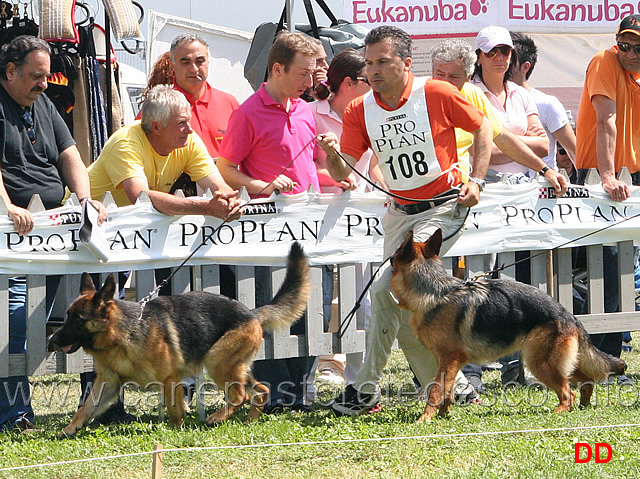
left=2, top=170, right=640, bottom=379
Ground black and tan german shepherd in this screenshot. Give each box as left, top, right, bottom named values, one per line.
left=390, top=229, right=626, bottom=423
left=50, top=242, right=310, bottom=438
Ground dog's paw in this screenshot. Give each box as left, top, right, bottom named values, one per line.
left=56, top=427, right=76, bottom=440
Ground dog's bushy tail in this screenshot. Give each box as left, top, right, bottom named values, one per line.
left=577, top=327, right=627, bottom=381
left=255, top=242, right=311, bottom=331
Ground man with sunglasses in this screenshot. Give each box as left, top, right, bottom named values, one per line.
left=572, top=14, right=640, bottom=380
left=0, top=35, right=106, bottom=433
left=576, top=13, right=640, bottom=198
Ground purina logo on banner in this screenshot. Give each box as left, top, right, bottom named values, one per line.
left=342, top=1, right=640, bottom=36
left=538, top=186, right=591, bottom=200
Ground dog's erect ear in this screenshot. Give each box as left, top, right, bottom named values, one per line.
left=424, top=228, right=443, bottom=257
left=393, top=230, right=418, bottom=264
left=93, top=273, right=117, bottom=303
left=80, top=272, right=96, bottom=295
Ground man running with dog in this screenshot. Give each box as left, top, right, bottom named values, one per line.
left=318, top=25, right=493, bottom=415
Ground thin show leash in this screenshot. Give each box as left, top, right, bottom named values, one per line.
left=338, top=209, right=640, bottom=338
left=135, top=136, right=318, bottom=317
left=331, top=135, right=640, bottom=337
left=137, top=138, right=461, bottom=317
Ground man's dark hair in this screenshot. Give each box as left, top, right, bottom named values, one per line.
left=510, top=32, right=538, bottom=80
left=365, top=26, right=412, bottom=59
left=0, top=35, right=50, bottom=80
left=169, top=33, right=209, bottom=62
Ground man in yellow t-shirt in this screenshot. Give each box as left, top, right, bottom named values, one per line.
left=430, top=39, right=567, bottom=193
left=88, top=85, right=241, bottom=219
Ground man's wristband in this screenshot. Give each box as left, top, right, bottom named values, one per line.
left=539, top=166, right=550, bottom=176
left=468, top=176, right=485, bottom=191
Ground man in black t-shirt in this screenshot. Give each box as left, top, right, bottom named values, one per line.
left=0, top=35, right=105, bottom=433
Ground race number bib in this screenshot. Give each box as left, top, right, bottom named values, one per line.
left=364, top=77, right=441, bottom=191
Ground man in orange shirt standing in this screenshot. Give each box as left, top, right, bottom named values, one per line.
left=574, top=14, right=640, bottom=377
left=318, top=26, right=492, bottom=415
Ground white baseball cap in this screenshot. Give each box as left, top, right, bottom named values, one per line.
left=475, top=26, right=514, bottom=53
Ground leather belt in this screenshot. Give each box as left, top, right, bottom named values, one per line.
left=394, top=190, right=456, bottom=215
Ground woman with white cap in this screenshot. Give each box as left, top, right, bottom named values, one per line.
left=471, top=25, right=548, bottom=181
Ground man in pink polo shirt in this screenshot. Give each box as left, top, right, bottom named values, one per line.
left=217, top=32, right=320, bottom=197
left=217, top=31, right=320, bottom=413
left=170, top=34, right=239, bottom=158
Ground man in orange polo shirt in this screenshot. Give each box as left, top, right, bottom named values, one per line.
left=574, top=14, right=640, bottom=378
left=318, top=26, right=492, bottom=415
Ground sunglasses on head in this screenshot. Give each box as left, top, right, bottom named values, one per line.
left=21, top=108, right=36, bottom=144
left=617, top=41, right=640, bottom=54
left=484, top=45, right=512, bottom=58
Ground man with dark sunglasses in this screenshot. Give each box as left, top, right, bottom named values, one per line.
left=573, top=14, right=640, bottom=382
left=576, top=13, right=640, bottom=198
left=0, top=35, right=106, bottom=433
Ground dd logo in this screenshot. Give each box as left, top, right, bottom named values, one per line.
left=574, top=442, right=613, bottom=463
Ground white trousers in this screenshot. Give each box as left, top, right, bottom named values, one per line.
left=354, top=199, right=470, bottom=395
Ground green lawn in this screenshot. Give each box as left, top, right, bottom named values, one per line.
left=1, top=348, right=639, bottom=478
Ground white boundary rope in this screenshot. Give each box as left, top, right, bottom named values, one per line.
left=1, top=422, right=638, bottom=472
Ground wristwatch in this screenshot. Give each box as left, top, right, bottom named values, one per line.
left=539, top=166, right=550, bottom=176
left=469, top=176, right=485, bottom=191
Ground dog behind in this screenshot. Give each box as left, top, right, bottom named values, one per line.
left=390, top=229, right=626, bottom=423
left=50, top=242, right=310, bottom=438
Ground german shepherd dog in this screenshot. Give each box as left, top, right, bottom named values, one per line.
left=390, top=229, right=626, bottom=423
left=50, top=242, right=310, bottom=438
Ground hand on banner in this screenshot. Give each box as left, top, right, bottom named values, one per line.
left=86, top=199, right=108, bottom=225
left=602, top=175, right=631, bottom=202
left=209, top=190, right=243, bottom=221
left=542, top=169, right=569, bottom=196
left=7, top=204, right=34, bottom=236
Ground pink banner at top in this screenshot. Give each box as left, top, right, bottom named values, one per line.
left=342, top=0, right=640, bottom=37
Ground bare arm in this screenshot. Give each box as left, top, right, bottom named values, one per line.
left=591, top=94, right=628, bottom=201
left=0, top=170, right=33, bottom=236
left=316, top=132, right=359, bottom=182
left=490, top=114, right=549, bottom=164
left=459, top=118, right=492, bottom=207
left=551, top=123, right=577, bottom=163
left=58, top=145, right=107, bottom=223
left=120, top=175, right=241, bottom=220
left=493, top=129, right=568, bottom=195
left=216, top=156, right=297, bottom=196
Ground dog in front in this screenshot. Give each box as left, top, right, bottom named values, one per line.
left=390, top=229, right=626, bottom=422
left=50, top=242, right=310, bottom=438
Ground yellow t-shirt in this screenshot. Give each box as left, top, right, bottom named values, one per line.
left=87, top=121, right=217, bottom=206
left=456, top=82, right=503, bottom=176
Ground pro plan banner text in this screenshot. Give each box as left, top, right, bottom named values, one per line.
left=1, top=182, right=639, bottom=275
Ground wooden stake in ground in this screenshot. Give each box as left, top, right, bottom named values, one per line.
left=152, top=444, right=163, bottom=479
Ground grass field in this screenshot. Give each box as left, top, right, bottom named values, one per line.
left=1, top=348, right=639, bottom=478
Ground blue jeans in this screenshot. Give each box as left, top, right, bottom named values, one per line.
left=1, top=276, right=60, bottom=430
left=1, top=278, right=33, bottom=429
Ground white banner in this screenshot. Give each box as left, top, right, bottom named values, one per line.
left=1, top=181, right=640, bottom=275
left=342, top=0, right=640, bottom=36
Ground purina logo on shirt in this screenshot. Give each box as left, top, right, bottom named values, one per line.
left=385, top=114, right=407, bottom=122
